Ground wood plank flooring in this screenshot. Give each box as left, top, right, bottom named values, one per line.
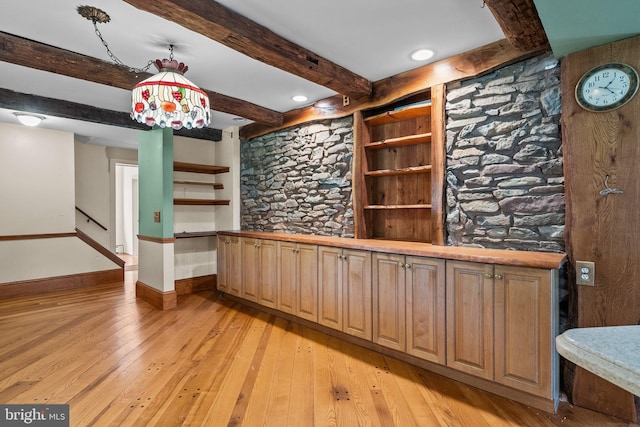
left=0, top=271, right=635, bottom=427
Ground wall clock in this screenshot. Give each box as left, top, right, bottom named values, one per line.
left=575, top=62, right=639, bottom=112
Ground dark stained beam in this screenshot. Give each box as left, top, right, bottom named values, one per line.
left=0, top=32, right=283, bottom=126
left=240, top=39, right=549, bottom=140
left=123, top=0, right=373, bottom=99
left=483, top=0, right=549, bottom=51
left=0, top=87, right=223, bottom=141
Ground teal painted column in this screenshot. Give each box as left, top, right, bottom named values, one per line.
left=139, top=127, right=174, bottom=238
left=136, top=127, right=177, bottom=306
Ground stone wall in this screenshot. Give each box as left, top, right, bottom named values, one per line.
left=240, top=117, right=354, bottom=237
left=445, top=53, right=564, bottom=252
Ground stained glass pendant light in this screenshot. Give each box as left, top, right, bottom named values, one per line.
left=131, top=46, right=210, bottom=130
left=77, top=5, right=210, bottom=130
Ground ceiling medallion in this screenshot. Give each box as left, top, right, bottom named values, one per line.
left=76, top=5, right=111, bottom=24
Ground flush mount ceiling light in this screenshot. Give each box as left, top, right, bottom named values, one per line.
left=292, top=95, right=308, bottom=102
left=13, top=113, right=45, bottom=127
left=77, top=5, right=210, bottom=130
left=411, top=49, right=435, bottom=61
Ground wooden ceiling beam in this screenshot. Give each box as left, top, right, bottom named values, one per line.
left=0, top=32, right=283, bottom=126
left=240, top=39, right=549, bottom=140
left=483, top=0, right=549, bottom=51
left=123, top=0, right=373, bottom=99
left=0, top=88, right=223, bottom=141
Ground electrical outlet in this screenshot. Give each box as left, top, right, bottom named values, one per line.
left=576, top=261, right=595, bottom=286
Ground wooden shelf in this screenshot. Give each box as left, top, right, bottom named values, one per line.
left=364, top=165, right=432, bottom=177
left=174, top=231, right=218, bottom=239
left=174, top=199, right=230, bottom=206
left=365, top=132, right=431, bottom=150
left=173, top=162, right=229, bottom=175
left=364, top=204, right=431, bottom=210
left=174, top=180, right=224, bottom=189
left=364, top=104, right=431, bottom=126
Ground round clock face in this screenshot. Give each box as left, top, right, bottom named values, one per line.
left=575, top=63, right=639, bottom=112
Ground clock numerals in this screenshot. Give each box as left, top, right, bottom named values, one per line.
left=575, top=63, right=639, bottom=112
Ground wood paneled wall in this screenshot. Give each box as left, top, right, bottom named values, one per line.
left=562, top=34, right=640, bottom=422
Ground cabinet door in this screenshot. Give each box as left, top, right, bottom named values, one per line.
left=446, top=260, right=493, bottom=380
left=406, top=256, right=445, bottom=364
left=241, top=238, right=260, bottom=302
left=318, top=246, right=343, bottom=330
left=216, top=235, right=228, bottom=292
left=277, top=241, right=297, bottom=314
left=296, top=243, right=318, bottom=322
left=373, top=253, right=406, bottom=351
left=258, top=239, right=278, bottom=309
left=343, top=249, right=372, bottom=340
left=226, top=236, right=242, bottom=296
left=494, top=266, right=555, bottom=398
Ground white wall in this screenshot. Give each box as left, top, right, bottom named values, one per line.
left=173, top=128, right=240, bottom=280
left=0, top=124, right=75, bottom=235
left=75, top=141, right=110, bottom=248
left=0, top=123, right=118, bottom=284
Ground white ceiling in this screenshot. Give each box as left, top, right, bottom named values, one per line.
left=0, top=0, right=504, bottom=149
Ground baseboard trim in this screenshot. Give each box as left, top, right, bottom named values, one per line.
left=175, top=274, right=217, bottom=295
left=135, top=280, right=177, bottom=310
left=222, top=293, right=557, bottom=414
left=0, top=268, right=123, bottom=299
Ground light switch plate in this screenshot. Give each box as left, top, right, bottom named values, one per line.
left=154, top=211, right=161, bottom=222
left=576, top=261, right=595, bottom=286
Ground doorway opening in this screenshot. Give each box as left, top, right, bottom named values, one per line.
left=115, top=163, right=139, bottom=268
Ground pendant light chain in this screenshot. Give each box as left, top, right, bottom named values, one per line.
left=91, top=20, right=154, bottom=73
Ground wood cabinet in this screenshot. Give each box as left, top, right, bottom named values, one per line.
left=494, top=265, right=555, bottom=398
left=216, top=231, right=563, bottom=410
left=446, top=260, right=495, bottom=380
left=373, top=253, right=406, bottom=351
left=373, top=252, right=445, bottom=358
left=241, top=237, right=277, bottom=306
left=406, top=256, right=446, bottom=364
left=446, top=260, right=557, bottom=398
left=318, top=246, right=372, bottom=340
left=216, top=234, right=241, bottom=296
left=353, top=89, right=445, bottom=243
left=277, top=241, right=318, bottom=322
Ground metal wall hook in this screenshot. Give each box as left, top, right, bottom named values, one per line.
left=600, top=175, right=623, bottom=196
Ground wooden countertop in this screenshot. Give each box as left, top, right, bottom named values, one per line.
left=217, top=230, right=566, bottom=269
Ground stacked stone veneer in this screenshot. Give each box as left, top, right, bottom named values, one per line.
left=445, top=53, right=564, bottom=252
left=240, top=117, right=354, bottom=237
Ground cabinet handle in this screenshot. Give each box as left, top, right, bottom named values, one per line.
left=484, top=273, right=493, bottom=279
left=225, top=240, right=230, bottom=244
left=495, top=274, right=503, bottom=280
left=399, top=262, right=405, bottom=268
left=405, top=263, right=411, bottom=269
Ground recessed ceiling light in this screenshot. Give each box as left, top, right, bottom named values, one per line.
left=13, top=112, right=45, bottom=127
left=292, top=95, right=308, bottom=102
left=411, top=49, right=434, bottom=61
left=233, top=117, right=247, bottom=122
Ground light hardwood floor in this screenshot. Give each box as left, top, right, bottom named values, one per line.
left=0, top=271, right=635, bottom=427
